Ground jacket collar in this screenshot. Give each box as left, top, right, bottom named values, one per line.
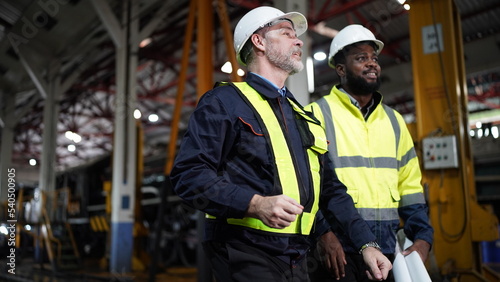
left=246, top=72, right=294, bottom=100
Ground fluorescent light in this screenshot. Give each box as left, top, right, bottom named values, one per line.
left=140, top=37, right=152, bottom=48
left=65, top=131, right=81, bottom=143
left=221, top=61, right=232, bottom=74
left=492, top=126, right=499, bottom=139
left=221, top=61, right=245, bottom=76
left=313, top=51, right=327, bottom=61
left=148, top=114, right=159, bottom=122
left=306, top=57, right=315, bottom=93
left=134, top=109, right=142, bottom=119
left=0, top=225, right=7, bottom=235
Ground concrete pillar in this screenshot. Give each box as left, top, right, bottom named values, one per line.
left=39, top=76, right=61, bottom=218
left=91, top=0, right=139, bottom=273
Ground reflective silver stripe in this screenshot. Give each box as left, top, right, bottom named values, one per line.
left=400, top=192, right=426, bottom=206
left=382, top=104, right=400, bottom=167
left=358, top=207, right=400, bottom=221
left=399, top=147, right=417, bottom=168
left=317, top=99, right=401, bottom=169
left=337, top=156, right=397, bottom=169
left=316, top=99, right=338, bottom=158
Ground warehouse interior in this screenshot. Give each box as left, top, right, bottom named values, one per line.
left=0, top=0, right=499, bottom=281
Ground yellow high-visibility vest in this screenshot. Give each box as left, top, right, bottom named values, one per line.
left=208, top=82, right=327, bottom=235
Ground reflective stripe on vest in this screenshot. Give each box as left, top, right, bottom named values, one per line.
left=316, top=99, right=400, bottom=169
left=207, top=82, right=326, bottom=235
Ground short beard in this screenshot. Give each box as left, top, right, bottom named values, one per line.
left=345, top=68, right=380, bottom=95
left=265, top=40, right=303, bottom=75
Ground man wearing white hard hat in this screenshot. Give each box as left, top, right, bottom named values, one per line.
left=307, top=24, right=433, bottom=282
left=171, top=8, right=391, bottom=281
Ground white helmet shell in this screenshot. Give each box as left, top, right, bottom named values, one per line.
left=233, top=6, right=307, bottom=66
left=328, top=24, right=384, bottom=68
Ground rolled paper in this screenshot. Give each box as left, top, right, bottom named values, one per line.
left=405, top=250, right=432, bottom=282
left=393, top=252, right=412, bottom=282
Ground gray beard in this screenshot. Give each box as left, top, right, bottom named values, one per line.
left=266, top=41, right=303, bottom=75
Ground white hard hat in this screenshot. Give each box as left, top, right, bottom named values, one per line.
left=233, top=6, right=308, bottom=66
left=328, top=24, right=384, bottom=68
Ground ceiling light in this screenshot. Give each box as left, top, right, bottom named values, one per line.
left=68, top=144, right=76, bottom=152
left=148, top=114, right=159, bottom=122
left=397, top=0, right=405, bottom=4
left=29, top=159, right=37, bottom=166
left=492, top=126, right=499, bottom=139
left=140, top=37, right=152, bottom=48
left=403, top=4, right=410, bottom=10
left=65, top=130, right=82, bottom=143
left=313, top=51, right=327, bottom=61
left=221, top=61, right=232, bottom=74
left=134, top=109, right=142, bottom=119
left=73, top=134, right=82, bottom=143
left=65, top=131, right=73, bottom=139
left=306, top=57, right=315, bottom=93
left=221, top=61, right=245, bottom=76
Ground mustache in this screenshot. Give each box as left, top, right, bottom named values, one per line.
left=291, top=47, right=302, bottom=57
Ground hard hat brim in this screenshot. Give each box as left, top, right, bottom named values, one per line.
left=328, top=39, right=384, bottom=68
left=278, top=12, right=308, bottom=37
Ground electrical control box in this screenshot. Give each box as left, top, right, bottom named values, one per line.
left=422, top=135, right=459, bottom=170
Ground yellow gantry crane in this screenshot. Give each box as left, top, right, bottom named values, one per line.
left=409, top=0, right=499, bottom=281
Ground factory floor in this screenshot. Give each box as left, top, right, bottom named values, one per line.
left=0, top=257, right=199, bottom=282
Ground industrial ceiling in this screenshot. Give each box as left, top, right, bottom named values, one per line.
left=0, top=0, right=499, bottom=183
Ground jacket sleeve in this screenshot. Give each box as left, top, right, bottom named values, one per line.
left=169, top=90, right=255, bottom=219
left=319, top=154, right=376, bottom=250
left=396, top=115, right=434, bottom=245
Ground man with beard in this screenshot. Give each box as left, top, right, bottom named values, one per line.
left=170, top=9, right=391, bottom=282
left=306, top=24, right=433, bottom=282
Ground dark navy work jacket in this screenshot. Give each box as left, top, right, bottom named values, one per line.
left=170, top=72, right=375, bottom=263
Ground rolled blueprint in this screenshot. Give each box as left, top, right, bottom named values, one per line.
left=398, top=238, right=432, bottom=282
left=405, top=251, right=432, bottom=282
left=393, top=252, right=412, bottom=282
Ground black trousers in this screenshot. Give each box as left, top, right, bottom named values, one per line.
left=203, top=240, right=310, bottom=282
left=308, top=250, right=395, bottom=282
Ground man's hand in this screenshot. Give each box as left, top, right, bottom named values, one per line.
left=316, top=231, right=346, bottom=280
left=361, top=247, right=392, bottom=281
left=246, top=194, right=303, bottom=229
left=402, top=239, right=431, bottom=262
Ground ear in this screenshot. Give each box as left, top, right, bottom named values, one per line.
left=250, top=33, right=266, bottom=52
left=336, top=64, right=346, bottom=77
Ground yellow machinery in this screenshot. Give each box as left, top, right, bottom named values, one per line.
left=409, top=0, right=499, bottom=281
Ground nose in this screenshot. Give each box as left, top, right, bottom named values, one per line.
left=295, top=38, right=303, bottom=47
left=367, top=58, right=379, bottom=68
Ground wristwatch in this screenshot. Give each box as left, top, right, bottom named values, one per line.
left=359, top=241, right=382, bottom=254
